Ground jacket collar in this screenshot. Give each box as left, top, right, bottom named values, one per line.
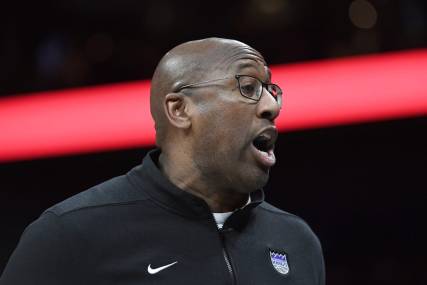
left=127, top=149, right=264, bottom=229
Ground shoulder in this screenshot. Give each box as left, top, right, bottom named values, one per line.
left=0, top=211, right=88, bottom=282
left=5, top=173, right=152, bottom=266
left=45, top=173, right=149, bottom=217
left=258, top=201, right=309, bottom=227
left=258, top=202, right=322, bottom=247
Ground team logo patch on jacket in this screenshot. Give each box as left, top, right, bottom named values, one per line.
left=269, top=249, right=290, bottom=275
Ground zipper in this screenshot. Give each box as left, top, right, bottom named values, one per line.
left=219, top=227, right=236, bottom=285
left=210, top=213, right=237, bottom=285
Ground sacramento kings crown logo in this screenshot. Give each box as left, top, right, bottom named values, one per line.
left=269, top=249, right=290, bottom=275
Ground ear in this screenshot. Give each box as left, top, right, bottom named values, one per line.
left=163, top=92, right=192, bottom=130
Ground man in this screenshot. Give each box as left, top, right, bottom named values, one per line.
left=1, top=38, right=325, bottom=284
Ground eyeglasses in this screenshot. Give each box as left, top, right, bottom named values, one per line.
left=177, top=75, right=283, bottom=108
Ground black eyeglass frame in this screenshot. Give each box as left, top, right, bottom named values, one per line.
left=176, top=75, right=283, bottom=108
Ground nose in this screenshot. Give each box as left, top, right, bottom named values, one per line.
left=256, top=88, right=281, bottom=122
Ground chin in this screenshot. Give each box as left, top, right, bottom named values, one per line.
left=237, top=168, right=270, bottom=193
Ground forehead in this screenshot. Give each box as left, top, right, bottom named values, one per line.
left=233, top=59, right=271, bottom=81
left=217, top=45, right=271, bottom=81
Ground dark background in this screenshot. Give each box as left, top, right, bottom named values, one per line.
left=1, top=0, right=426, bottom=284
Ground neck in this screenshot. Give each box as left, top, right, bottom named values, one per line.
left=158, top=151, right=248, bottom=212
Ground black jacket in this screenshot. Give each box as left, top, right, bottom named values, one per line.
left=1, top=150, right=325, bottom=285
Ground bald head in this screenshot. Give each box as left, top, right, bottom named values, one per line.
left=150, top=37, right=266, bottom=147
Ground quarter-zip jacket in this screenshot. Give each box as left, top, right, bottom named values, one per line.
left=1, top=150, right=325, bottom=285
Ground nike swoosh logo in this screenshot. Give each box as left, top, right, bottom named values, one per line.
left=147, top=261, right=178, bottom=274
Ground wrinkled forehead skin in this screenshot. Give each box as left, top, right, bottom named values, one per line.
left=151, top=38, right=267, bottom=96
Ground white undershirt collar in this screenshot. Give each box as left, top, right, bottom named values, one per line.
left=212, top=196, right=251, bottom=229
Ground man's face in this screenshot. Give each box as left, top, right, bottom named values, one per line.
left=189, top=48, right=281, bottom=194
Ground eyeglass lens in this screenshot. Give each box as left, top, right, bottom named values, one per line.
left=237, top=76, right=282, bottom=107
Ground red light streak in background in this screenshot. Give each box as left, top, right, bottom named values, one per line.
left=1, top=49, right=426, bottom=162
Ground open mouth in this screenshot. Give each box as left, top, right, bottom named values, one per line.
left=251, top=127, right=278, bottom=168
left=253, top=135, right=274, bottom=153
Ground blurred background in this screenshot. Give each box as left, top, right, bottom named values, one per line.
left=1, top=0, right=426, bottom=284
